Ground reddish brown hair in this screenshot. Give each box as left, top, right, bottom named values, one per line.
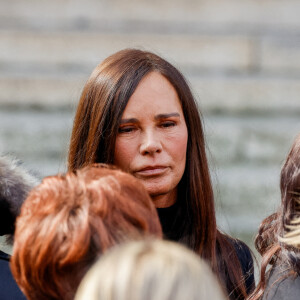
left=249, top=134, right=300, bottom=300
left=11, top=164, right=162, bottom=300
left=68, top=48, right=250, bottom=299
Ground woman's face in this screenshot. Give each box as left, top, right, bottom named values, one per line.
left=114, top=72, right=188, bottom=208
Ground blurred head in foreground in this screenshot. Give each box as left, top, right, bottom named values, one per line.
left=249, top=133, right=300, bottom=300
left=75, top=239, right=226, bottom=300
left=11, top=164, right=162, bottom=300
left=0, top=155, right=38, bottom=242
left=280, top=134, right=300, bottom=248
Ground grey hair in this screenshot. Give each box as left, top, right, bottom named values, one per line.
left=75, top=239, right=226, bottom=300
left=0, top=155, right=39, bottom=239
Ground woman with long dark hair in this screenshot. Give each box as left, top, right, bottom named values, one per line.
left=68, top=48, right=254, bottom=299
left=249, top=134, right=300, bottom=300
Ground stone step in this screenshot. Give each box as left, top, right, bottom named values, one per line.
left=192, top=76, right=300, bottom=113
left=1, top=1, right=300, bottom=113
left=2, top=30, right=300, bottom=77
left=0, top=77, right=83, bottom=108
left=261, top=37, right=300, bottom=72
left=1, top=0, right=300, bottom=33
left=0, top=30, right=253, bottom=73
left=1, top=75, right=300, bottom=113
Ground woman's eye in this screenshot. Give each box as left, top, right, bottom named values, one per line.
left=161, top=121, right=176, bottom=128
left=118, top=126, right=135, bottom=133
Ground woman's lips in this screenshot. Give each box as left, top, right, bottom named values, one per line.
left=135, top=166, right=168, bottom=176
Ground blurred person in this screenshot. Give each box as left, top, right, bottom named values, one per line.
left=75, top=239, right=226, bottom=300
left=249, top=134, right=300, bottom=300
left=11, top=163, right=162, bottom=300
left=68, top=48, right=254, bottom=299
left=0, top=155, right=38, bottom=300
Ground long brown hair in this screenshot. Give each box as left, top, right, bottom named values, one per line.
left=68, top=48, right=250, bottom=298
left=11, top=164, right=162, bottom=300
left=249, top=134, right=300, bottom=300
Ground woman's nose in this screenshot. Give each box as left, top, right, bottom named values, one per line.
left=140, top=131, right=162, bottom=155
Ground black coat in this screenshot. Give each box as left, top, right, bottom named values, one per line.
left=263, top=265, right=300, bottom=300
left=157, top=204, right=255, bottom=298
left=0, top=251, right=26, bottom=300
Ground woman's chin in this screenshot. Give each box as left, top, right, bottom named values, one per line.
left=143, top=183, right=170, bottom=198
left=145, top=186, right=177, bottom=208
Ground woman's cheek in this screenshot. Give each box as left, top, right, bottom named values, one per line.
left=114, top=139, right=137, bottom=170
left=169, top=131, right=188, bottom=154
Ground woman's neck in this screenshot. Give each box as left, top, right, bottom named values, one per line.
left=151, top=189, right=177, bottom=208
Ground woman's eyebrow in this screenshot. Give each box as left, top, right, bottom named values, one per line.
left=120, top=118, right=139, bottom=124
left=155, top=113, right=180, bottom=120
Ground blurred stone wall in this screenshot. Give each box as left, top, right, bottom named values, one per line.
left=0, top=0, right=299, bottom=113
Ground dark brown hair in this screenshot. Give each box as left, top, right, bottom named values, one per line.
left=249, top=134, right=300, bottom=300
left=11, top=164, right=162, bottom=300
left=68, top=48, right=250, bottom=299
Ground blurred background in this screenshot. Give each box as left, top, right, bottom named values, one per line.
left=1, top=0, right=300, bottom=253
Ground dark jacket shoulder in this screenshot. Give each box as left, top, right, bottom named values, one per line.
left=263, top=265, right=300, bottom=300
left=0, top=250, right=27, bottom=299
left=228, top=237, right=255, bottom=294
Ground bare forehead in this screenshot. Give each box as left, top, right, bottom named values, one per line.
left=121, top=72, right=182, bottom=116
left=134, top=71, right=177, bottom=95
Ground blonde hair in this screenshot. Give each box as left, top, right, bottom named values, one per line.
left=279, top=134, right=300, bottom=248
left=75, top=239, right=226, bottom=300
left=280, top=195, right=300, bottom=247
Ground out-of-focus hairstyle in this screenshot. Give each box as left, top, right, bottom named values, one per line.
left=249, top=134, right=300, bottom=300
left=75, top=239, right=226, bottom=300
left=68, top=48, right=250, bottom=299
left=281, top=201, right=300, bottom=247
left=11, top=164, right=162, bottom=300
left=0, top=155, right=38, bottom=240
